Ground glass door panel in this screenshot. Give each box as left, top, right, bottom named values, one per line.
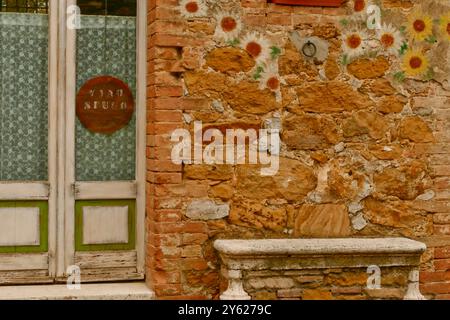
left=0, top=4, right=48, bottom=181
left=75, top=4, right=136, bottom=181
left=0, top=0, right=54, bottom=285
left=67, top=0, right=143, bottom=282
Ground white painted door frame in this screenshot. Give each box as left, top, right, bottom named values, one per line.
left=0, top=0, right=146, bottom=283
left=58, top=0, right=147, bottom=280
left=0, top=0, right=58, bottom=281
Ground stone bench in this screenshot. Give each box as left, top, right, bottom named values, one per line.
left=214, top=238, right=426, bottom=300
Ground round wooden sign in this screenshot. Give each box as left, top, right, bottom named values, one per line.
left=76, top=76, right=135, bottom=135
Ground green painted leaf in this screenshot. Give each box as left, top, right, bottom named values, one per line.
left=425, top=35, right=437, bottom=44
left=424, top=68, right=435, bottom=81
left=226, top=38, right=241, bottom=47
left=339, top=19, right=349, bottom=27
left=270, top=46, right=282, bottom=60
left=341, top=54, right=349, bottom=66
left=399, top=42, right=409, bottom=55
left=393, top=71, right=406, bottom=82
left=253, top=65, right=265, bottom=80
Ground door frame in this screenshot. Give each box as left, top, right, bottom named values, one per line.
left=55, top=0, right=147, bottom=279
left=0, top=0, right=58, bottom=282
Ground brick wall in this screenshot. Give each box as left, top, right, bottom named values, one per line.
left=146, top=0, right=450, bottom=300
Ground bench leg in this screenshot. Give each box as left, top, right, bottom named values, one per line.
left=404, top=269, right=426, bottom=300
left=220, top=269, right=251, bottom=301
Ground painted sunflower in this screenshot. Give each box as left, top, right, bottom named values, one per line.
left=406, top=11, right=434, bottom=42
left=241, top=32, right=272, bottom=64
left=342, top=30, right=369, bottom=60
left=439, top=12, right=450, bottom=41
left=179, top=0, right=207, bottom=19
left=350, top=0, right=371, bottom=15
left=402, top=49, right=429, bottom=77
left=259, top=64, right=283, bottom=102
left=377, top=24, right=404, bottom=56
left=214, top=12, right=242, bottom=42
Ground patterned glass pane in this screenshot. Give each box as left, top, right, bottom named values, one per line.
left=76, top=14, right=136, bottom=182
left=0, top=13, right=48, bottom=181
left=77, top=0, right=136, bottom=16
left=0, top=0, right=49, bottom=13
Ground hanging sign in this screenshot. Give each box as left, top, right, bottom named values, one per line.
left=76, top=76, right=135, bottom=135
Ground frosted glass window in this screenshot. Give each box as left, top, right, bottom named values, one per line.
left=75, top=2, right=136, bottom=182
left=0, top=12, right=48, bottom=181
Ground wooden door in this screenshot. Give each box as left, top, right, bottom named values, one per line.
left=0, top=0, right=146, bottom=285
left=58, top=0, right=146, bottom=283
left=0, top=0, right=58, bottom=284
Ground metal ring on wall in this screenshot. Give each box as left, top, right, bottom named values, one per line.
left=302, top=41, right=317, bottom=58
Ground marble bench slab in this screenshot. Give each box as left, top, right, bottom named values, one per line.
left=214, top=238, right=427, bottom=300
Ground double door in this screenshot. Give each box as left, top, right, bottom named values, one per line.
left=0, top=0, right=146, bottom=284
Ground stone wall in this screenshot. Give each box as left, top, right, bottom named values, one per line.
left=147, top=0, right=450, bottom=299
left=243, top=267, right=411, bottom=300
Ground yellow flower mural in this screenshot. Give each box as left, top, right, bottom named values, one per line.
left=439, top=13, right=450, bottom=41
left=402, top=49, right=429, bottom=77
left=406, top=11, right=434, bottom=42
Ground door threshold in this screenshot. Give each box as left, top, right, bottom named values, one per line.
left=0, top=282, right=155, bottom=300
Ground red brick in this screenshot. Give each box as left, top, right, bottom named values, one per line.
left=148, top=0, right=178, bottom=11
left=154, top=184, right=186, bottom=197
left=147, top=172, right=182, bottom=184
left=181, top=258, right=209, bottom=271
left=149, top=97, right=208, bottom=111
left=153, top=209, right=182, bottom=223
left=322, top=7, right=347, bottom=15
left=421, top=282, right=450, bottom=294
left=149, top=110, right=183, bottom=123
left=151, top=34, right=205, bottom=47
left=148, top=159, right=181, bottom=172
left=148, top=7, right=180, bottom=22
left=154, top=197, right=183, bottom=210
left=147, top=72, right=181, bottom=86
left=147, top=85, right=183, bottom=98
left=147, top=146, right=173, bottom=161
left=150, top=257, right=180, bottom=272
left=432, top=165, right=450, bottom=177
left=435, top=225, right=450, bottom=236
left=148, top=47, right=179, bottom=60
left=267, top=3, right=293, bottom=13
left=267, top=12, right=292, bottom=25
left=242, top=14, right=267, bottom=26
left=183, top=221, right=209, bottom=233
left=148, top=233, right=182, bottom=247
left=150, top=271, right=181, bottom=285
left=181, top=245, right=203, bottom=258
left=182, top=233, right=209, bottom=245
left=292, top=6, right=323, bottom=14
left=435, top=247, right=450, bottom=259
left=149, top=20, right=184, bottom=35
left=434, top=259, right=450, bottom=271
left=420, top=271, right=450, bottom=283
left=241, top=0, right=267, bottom=9
left=152, top=123, right=183, bottom=135
left=150, top=221, right=208, bottom=234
